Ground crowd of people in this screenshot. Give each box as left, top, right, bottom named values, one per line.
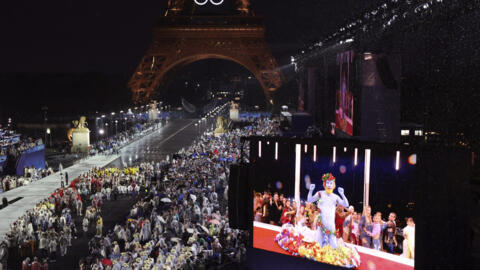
left=254, top=190, right=415, bottom=259
left=89, top=121, right=163, bottom=156
left=1, top=166, right=147, bottom=270
left=0, top=135, right=43, bottom=158
left=76, top=118, right=278, bottom=269
left=0, top=166, right=54, bottom=194
left=0, top=128, right=49, bottom=195
left=1, top=115, right=280, bottom=270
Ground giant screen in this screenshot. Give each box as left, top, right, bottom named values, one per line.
left=335, top=51, right=355, bottom=136
left=252, top=140, right=416, bottom=270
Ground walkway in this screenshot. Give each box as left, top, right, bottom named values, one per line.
left=0, top=118, right=204, bottom=240
left=0, top=154, right=119, bottom=239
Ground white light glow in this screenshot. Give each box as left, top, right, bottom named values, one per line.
left=395, top=151, right=400, bottom=171
left=313, top=145, right=317, bottom=162
left=354, top=148, right=358, bottom=166
left=210, top=0, right=224, bottom=6
left=258, top=141, right=262, bottom=158
left=344, top=147, right=347, bottom=152
left=304, top=144, right=308, bottom=153
left=275, top=142, right=278, bottom=160
left=194, top=0, right=208, bottom=5
left=364, top=149, right=371, bottom=208
left=333, top=146, right=337, bottom=163
left=295, top=144, right=301, bottom=207
left=195, top=0, right=224, bottom=6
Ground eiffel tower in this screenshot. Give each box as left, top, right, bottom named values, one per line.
left=129, top=0, right=283, bottom=104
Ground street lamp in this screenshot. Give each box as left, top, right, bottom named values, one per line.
left=115, top=120, right=118, bottom=135
left=46, top=128, right=51, bottom=147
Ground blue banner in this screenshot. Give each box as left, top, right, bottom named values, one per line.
left=0, top=155, right=6, bottom=174
left=16, top=144, right=45, bottom=176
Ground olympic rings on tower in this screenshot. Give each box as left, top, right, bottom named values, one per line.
left=194, top=0, right=224, bottom=6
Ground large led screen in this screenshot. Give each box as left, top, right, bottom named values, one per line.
left=252, top=141, right=416, bottom=270
left=335, top=51, right=355, bottom=136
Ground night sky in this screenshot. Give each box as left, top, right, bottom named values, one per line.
left=1, top=0, right=479, bottom=150
left=0, top=0, right=375, bottom=73
left=0, top=0, right=378, bottom=118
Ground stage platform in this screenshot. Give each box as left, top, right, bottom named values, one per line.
left=253, top=221, right=414, bottom=270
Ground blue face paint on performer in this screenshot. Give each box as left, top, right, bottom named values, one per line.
left=307, top=173, right=349, bottom=249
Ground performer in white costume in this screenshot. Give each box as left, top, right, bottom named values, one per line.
left=307, top=173, right=349, bottom=249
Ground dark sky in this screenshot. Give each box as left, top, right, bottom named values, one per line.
left=0, top=0, right=383, bottom=119
left=0, top=0, right=375, bottom=73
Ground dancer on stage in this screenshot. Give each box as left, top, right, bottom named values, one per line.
left=307, top=173, right=349, bottom=249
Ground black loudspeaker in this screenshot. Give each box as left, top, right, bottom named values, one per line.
left=228, top=164, right=252, bottom=230
left=376, top=55, right=398, bottom=89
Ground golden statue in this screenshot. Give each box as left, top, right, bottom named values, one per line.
left=74, top=116, right=89, bottom=130
left=214, top=116, right=228, bottom=134
left=235, top=0, right=253, bottom=15
left=149, top=101, right=158, bottom=111
left=165, top=0, right=185, bottom=16
left=230, top=101, right=239, bottom=110
left=68, top=116, right=89, bottom=143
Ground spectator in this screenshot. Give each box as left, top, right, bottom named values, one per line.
left=402, top=217, right=415, bottom=259
left=359, top=206, right=373, bottom=248
left=383, top=212, right=398, bottom=254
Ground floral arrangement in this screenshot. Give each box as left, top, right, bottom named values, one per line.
left=274, top=224, right=304, bottom=256
left=275, top=224, right=361, bottom=268
left=316, top=214, right=335, bottom=236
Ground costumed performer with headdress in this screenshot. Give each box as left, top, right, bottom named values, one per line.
left=307, top=173, right=349, bottom=249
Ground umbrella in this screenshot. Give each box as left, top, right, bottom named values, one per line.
left=158, top=216, right=166, bottom=223
left=186, top=228, right=194, bottom=234
left=171, top=237, right=181, bottom=242
left=211, top=213, right=221, bottom=220
left=101, top=258, right=112, bottom=266
left=161, top=198, right=172, bottom=203
left=190, top=194, right=197, bottom=202
left=198, top=224, right=209, bottom=234
left=210, top=219, right=220, bottom=225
